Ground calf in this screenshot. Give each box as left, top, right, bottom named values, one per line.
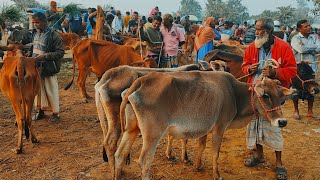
left=291, top=62, right=320, bottom=120
left=0, top=50, right=41, bottom=153
left=116, top=72, right=293, bottom=179
left=95, top=64, right=212, bottom=176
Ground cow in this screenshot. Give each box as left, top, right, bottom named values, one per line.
left=203, top=49, right=245, bottom=81
left=0, top=50, right=41, bottom=154
left=214, top=43, right=248, bottom=56
left=291, top=61, right=320, bottom=120
left=123, top=38, right=148, bottom=58
left=95, top=64, right=215, bottom=176
left=65, top=39, right=149, bottom=102
left=60, top=32, right=81, bottom=50
left=7, top=28, right=33, bottom=46
left=115, top=72, right=293, bottom=180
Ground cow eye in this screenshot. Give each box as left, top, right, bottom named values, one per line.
left=262, top=94, right=269, bottom=98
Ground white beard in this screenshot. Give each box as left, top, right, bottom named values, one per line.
left=254, top=32, right=269, bottom=48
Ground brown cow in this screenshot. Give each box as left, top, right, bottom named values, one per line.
left=95, top=64, right=213, bottom=176
left=0, top=50, right=41, bottom=154
left=65, top=39, right=146, bottom=102
left=214, top=43, right=248, bottom=56
left=116, top=72, right=293, bottom=179
left=60, top=32, right=81, bottom=50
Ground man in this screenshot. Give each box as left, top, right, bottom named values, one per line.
left=241, top=17, right=297, bottom=180
left=46, top=1, right=62, bottom=31
left=29, top=12, right=65, bottom=122
left=174, top=16, right=181, bottom=24
left=83, top=8, right=91, bottom=23
left=112, top=10, right=123, bottom=34
left=243, top=24, right=256, bottom=45
left=128, top=11, right=139, bottom=35
left=144, top=17, right=153, bottom=29
left=194, top=17, right=218, bottom=63
left=160, top=14, right=185, bottom=68
left=182, top=15, right=191, bottom=34
left=110, top=7, right=116, bottom=15
left=139, top=16, right=163, bottom=65
left=66, top=12, right=82, bottom=35
left=86, top=8, right=96, bottom=39
left=291, top=19, right=320, bottom=120
left=123, top=11, right=131, bottom=33
left=149, top=6, right=159, bottom=17
left=221, top=21, right=234, bottom=37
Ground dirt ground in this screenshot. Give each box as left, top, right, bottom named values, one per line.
left=0, top=55, right=320, bottom=180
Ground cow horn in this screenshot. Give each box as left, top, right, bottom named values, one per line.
left=261, top=77, right=266, bottom=85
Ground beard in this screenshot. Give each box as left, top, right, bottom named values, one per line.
left=254, top=32, right=269, bottom=48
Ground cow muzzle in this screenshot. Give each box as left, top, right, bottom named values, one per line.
left=278, top=119, right=287, bottom=128
left=311, top=87, right=320, bottom=95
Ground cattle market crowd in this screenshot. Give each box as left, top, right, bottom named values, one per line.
left=0, top=1, right=320, bottom=180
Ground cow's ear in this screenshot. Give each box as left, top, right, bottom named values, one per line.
left=254, top=85, right=264, bottom=97
left=277, top=86, right=294, bottom=96
left=273, top=79, right=281, bottom=85
left=198, top=61, right=210, bottom=71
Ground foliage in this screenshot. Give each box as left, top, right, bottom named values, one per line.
left=10, top=0, right=46, bottom=9
left=0, top=4, right=23, bottom=25
left=63, top=3, right=81, bottom=16
left=205, top=0, right=249, bottom=23
left=308, top=0, right=320, bottom=15
left=276, top=6, right=296, bottom=26
left=180, top=0, right=203, bottom=18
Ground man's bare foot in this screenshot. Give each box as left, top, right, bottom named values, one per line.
left=307, top=113, right=320, bottom=120
left=293, top=112, right=300, bottom=120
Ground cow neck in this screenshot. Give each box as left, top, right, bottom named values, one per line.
left=295, top=74, right=315, bottom=90
left=229, top=82, right=256, bottom=128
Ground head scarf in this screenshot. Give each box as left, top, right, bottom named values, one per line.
left=50, top=1, right=57, bottom=12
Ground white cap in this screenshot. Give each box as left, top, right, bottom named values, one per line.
left=274, top=20, right=281, bottom=26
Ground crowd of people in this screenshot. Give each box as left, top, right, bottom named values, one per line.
left=5, top=1, right=319, bottom=180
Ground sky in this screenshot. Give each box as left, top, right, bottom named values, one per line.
left=1, top=0, right=315, bottom=16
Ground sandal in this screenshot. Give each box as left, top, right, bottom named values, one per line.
left=276, top=166, right=287, bottom=180
left=244, top=157, right=264, bottom=167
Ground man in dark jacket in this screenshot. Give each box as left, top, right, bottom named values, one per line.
left=30, top=12, right=64, bottom=122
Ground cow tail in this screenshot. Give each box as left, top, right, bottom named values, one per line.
left=119, top=79, right=142, bottom=134
left=64, top=53, right=76, bottom=90
left=17, top=59, right=29, bottom=139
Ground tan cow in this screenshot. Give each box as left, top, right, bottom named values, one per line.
left=60, top=32, right=81, bottom=50
left=95, top=64, right=214, bottom=176
left=65, top=39, right=147, bottom=102
left=115, top=72, right=293, bottom=179
left=0, top=50, right=41, bottom=154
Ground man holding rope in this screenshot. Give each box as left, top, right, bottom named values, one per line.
left=241, top=17, right=297, bottom=180
left=46, top=1, right=62, bottom=31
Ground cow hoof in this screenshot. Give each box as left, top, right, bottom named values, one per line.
left=184, top=159, right=193, bottom=166
left=32, top=138, right=40, bottom=144
left=15, top=148, right=23, bottom=154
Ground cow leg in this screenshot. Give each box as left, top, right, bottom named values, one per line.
left=180, top=139, right=189, bottom=163
left=165, top=135, right=175, bottom=160
left=77, top=67, right=91, bottom=102
left=114, top=125, right=140, bottom=180
left=292, top=95, right=300, bottom=120
left=138, top=129, right=165, bottom=180
left=194, top=135, right=208, bottom=170
left=211, top=126, right=225, bottom=180
left=11, top=102, right=23, bottom=154
left=26, top=99, right=38, bottom=143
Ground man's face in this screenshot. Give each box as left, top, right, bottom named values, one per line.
left=255, top=21, right=270, bottom=48
left=133, top=13, right=138, bottom=20
left=299, top=22, right=312, bottom=35
left=33, top=19, right=46, bottom=30
left=152, top=20, right=161, bottom=30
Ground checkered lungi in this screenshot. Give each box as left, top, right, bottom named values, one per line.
left=160, top=56, right=178, bottom=68
left=246, top=117, right=283, bottom=151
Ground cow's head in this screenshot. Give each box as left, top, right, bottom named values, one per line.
left=293, top=62, right=319, bottom=94
left=210, top=60, right=229, bottom=72
left=7, top=41, right=24, bottom=51
left=131, top=58, right=158, bottom=68
left=253, top=78, right=293, bottom=128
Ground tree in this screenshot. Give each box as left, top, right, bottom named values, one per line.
left=180, top=0, right=202, bottom=18
left=276, top=6, right=296, bottom=26
left=308, top=0, right=320, bottom=15
left=206, top=0, right=248, bottom=23
left=10, top=0, right=47, bottom=9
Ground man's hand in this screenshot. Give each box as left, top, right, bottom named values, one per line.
left=35, top=54, right=46, bottom=61
left=248, top=62, right=260, bottom=74
left=262, top=67, right=276, bottom=77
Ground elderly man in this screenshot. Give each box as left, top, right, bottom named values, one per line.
left=46, top=1, right=62, bottom=31
left=241, top=17, right=297, bottom=180
left=29, top=12, right=65, bottom=122
left=291, top=19, right=320, bottom=120
left=160, top=14, right=185, bottom=68
left=194, top=17, right=218, bottom=63
left=139, top=16, right=163, bottom=66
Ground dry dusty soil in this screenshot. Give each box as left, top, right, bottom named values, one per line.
left=0, top=55, right=320, bottom=180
